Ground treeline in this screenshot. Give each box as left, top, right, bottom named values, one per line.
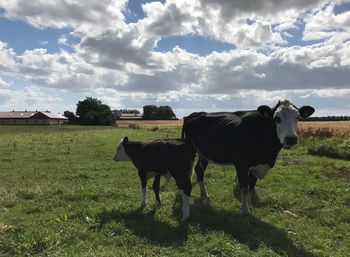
left=63, top=97, right=177, bottom=125
left=64, top=97, right=114, bottom=125
left=142, top=105, right=176, bottom=120
left=301, top=116, right=350, bottom=121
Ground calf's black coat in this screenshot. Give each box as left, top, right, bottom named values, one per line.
left=121, top=137, right=195, bottom=204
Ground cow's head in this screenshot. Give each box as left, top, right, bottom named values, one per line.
left=113, top=137, right=131, bottom=161
left=258, top=100, right=314, bottom=148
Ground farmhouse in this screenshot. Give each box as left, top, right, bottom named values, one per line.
left=0, top=110, right=68, bottom=125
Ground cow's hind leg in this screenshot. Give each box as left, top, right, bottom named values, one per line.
left=138, top=170, right=147, bottom=208
left=236, top=166, right=251, bottom=215
left=195, top=156, right=210, bottom=200
left=152, top=175, right=161, bottom=209
left=248, top=172, right=257, bottom=212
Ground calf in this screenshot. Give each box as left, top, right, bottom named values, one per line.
left=113, top=137, right=195, bottom=221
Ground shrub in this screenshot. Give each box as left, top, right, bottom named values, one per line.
left=307, top=137, right=350, bottom=160
left=128, top=124, right=140, bottom=129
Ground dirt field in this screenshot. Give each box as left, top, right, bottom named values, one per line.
left=298, top=121, right=350, bottom=136
left=117, top=119, right=350, bottom=136
left=116, top=119, right=183, bottom=128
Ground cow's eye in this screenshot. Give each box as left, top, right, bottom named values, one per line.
left=274, top=116, right=281, bottom=124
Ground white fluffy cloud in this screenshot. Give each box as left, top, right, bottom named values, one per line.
left=0, top=0, right=128, bottom=36
left=0, top=77, right=11, bottom=87
left=303, top=2, right=350, bottom=42
left=0, top=85, right=64, bottom=111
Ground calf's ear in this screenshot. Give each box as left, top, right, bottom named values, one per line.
left=258, top=105, right=273, bottom=117
left=298, top=106, right=315, bottom=118
left=123, top=137, right=129, bottom=143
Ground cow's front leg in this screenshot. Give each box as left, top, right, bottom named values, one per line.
left=152, top=175, right=161, bottom=209
left=236, top=166, right=251, bottom=215
left=138, top=170, right=147, bottom=208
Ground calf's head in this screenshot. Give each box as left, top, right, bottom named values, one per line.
left=113, top=137, right=131, bottom=161
left=258, top=100, right=314, bottom=148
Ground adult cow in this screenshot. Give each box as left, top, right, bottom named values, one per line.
left=182, top=100, right=314, bottom=215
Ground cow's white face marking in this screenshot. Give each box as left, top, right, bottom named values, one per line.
left=113, top=140, right=131, bottom=161
left=249, top=164, right=271, bottom=179
left=273, top=100, right=300, bottom=148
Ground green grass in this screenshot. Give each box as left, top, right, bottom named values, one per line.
left=0, top=125, right=349, bottom=256
left=306, top=137, right=350, bottom=160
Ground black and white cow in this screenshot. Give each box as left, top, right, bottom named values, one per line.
left=113, top=137, right=196, bottom=221
left=182, top=100, right=315, bottom=215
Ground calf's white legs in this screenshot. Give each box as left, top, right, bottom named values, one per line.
left=180, top=190, right=190, bottom=222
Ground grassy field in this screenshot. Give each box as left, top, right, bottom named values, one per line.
left=0, top=125, right=349, bottom=256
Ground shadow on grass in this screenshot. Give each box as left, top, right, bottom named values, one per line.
left=94, top=207, right=189, bottom=246
left=95, top=196, right=316, bottom=257
left=187, top=198, right=316, bottom=257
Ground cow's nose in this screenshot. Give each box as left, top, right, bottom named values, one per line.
left=284, top=136, right=298, bottom=146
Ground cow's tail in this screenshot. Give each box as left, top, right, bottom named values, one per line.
left=181, top=116, right=187, bottom=139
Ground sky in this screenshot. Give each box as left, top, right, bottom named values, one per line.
left=0, top=0, right=350, bottom=118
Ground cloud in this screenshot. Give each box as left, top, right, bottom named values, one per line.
left=0, top=41, right=17, bottom=72
left=0, top=77, right=11, bottom=87
left=0, top=0, right=350, bottom=116
left=0, top=85, right=64, bottom=111
left=0, top=0, right=128, bottom=36
left=303, top=2, right=350, bottom=42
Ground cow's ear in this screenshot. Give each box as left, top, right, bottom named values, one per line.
left=123, top=137, right=129, bottom=143
left=298, top=106, right=315, bottom=118
left=258, top=105, right=273, bottom=117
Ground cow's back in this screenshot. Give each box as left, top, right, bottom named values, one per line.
left=182, top=111, right=279, bottom=166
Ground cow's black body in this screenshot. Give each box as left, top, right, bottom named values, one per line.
left=123, top=138, right=195, bottom=205
left=181, top=107, right=284, bottom=213
left=182, top=101, right=314, bottom=214
left=182, top=110, right=282, bottom=168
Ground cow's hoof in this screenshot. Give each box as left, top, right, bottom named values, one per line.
left=181, top=215, right=189, bottom=222
left=154, top=201, right=161, bottom=209
left=240, top=208, right=251, bottom=216
left=200, top=194, right=211, bottom=202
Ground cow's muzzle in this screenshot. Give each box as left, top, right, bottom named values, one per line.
left=283, top=136, right=299, bottom=148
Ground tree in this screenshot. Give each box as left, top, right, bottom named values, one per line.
left=143, top=105, right=158, bottom=119
left=75, top=97, right=114, bottom=125
left=142, top=105, right=176, bottom=119
left=158, top=105, right=176, bottom=119
left=63, top=111, right=78, bottom=124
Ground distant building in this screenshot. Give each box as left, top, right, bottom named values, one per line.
left=115, top=113, right=143, bottom=120
left=0, top=110, right=68, bottom=125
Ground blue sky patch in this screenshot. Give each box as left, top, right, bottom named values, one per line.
left=333, top=2, right=350, bottom=15
left=0, top=17, right=77, bottom=54
left=125, top=0, right=166, bottom=23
